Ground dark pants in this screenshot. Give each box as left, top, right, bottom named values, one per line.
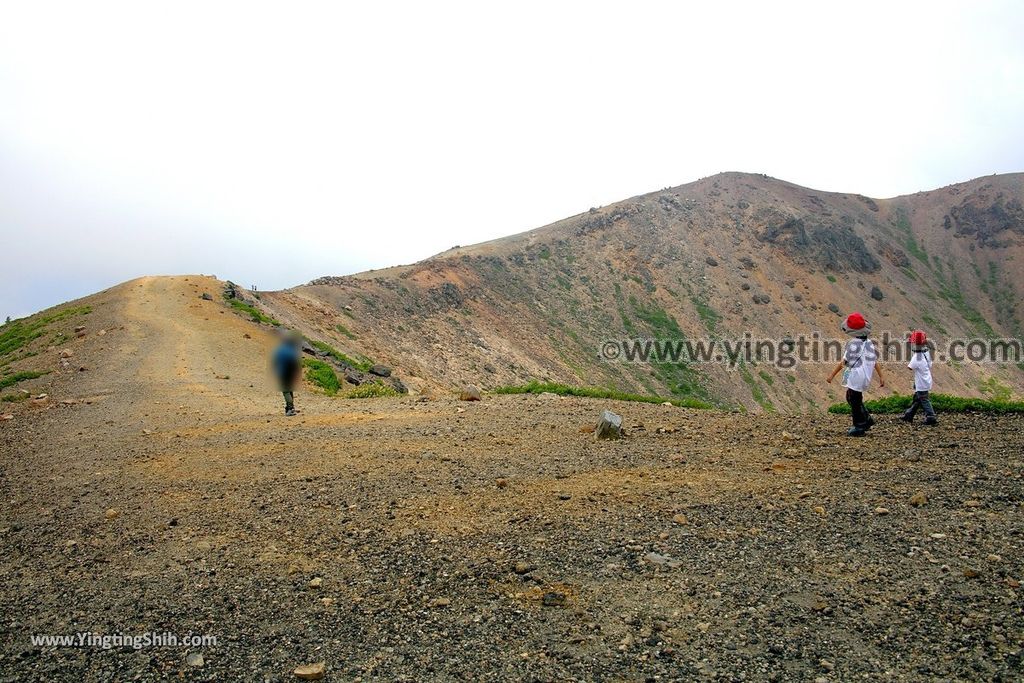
left=279, top=376, right=296, bottom=414
left=904, top=390, right=935, bottom=420
left=846, top=389, right=871, bottom=428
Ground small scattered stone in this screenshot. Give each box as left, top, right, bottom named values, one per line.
left=429, top=597, right=450, bottom=608
left=495, top=478, right=508, bottom=488
left=986, top=554, right=1002, bottom=562
left=294, top=662, right=326, bottom=680
left=963, top=568, right=980, bottom=579
left=819, top=658, right=835, bottom=672
left=186, top=652, right=204, bottom=667
left=541, top=592, right=567, bottom=607
left=874, top=507, right=890, bottom=515
left=104, top=508, right=120, bottom=520
left=909, top=492, right=928, bottom=507
left=672, top=513, right=688, bottom=525
left=514, top=561, right=532, bottom=575
left=308, top=577, right=323, bottom=588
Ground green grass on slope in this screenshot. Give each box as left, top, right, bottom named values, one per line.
left=828, top=394, right=1024, bottom=415
left=345, top=383, right=400, bottom=399
left=1, top=392, right=30, bottom=402
left=307, top=339, right=373, bottom=372
left=493, top=380, right=713, bottom=409
left=302, top=358, right=340, bottom=396
left=226, top=298, right=280, bottom=326
left=0, top=370, right=51, bottom=391
left=0, top=306, right=91, bottom=361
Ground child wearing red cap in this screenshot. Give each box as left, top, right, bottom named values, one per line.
left=900, top=330, right=937, bottom=425
left=827, top=312, right=886, bottom=436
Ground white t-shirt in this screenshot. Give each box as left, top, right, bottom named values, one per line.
left=843, top=338, right=877, bottom=392
left=908, top=350, right=933, bottom=392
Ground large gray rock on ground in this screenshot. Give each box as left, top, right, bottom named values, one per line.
left=459, top=385, right=482, bottom=401
left=369, top=364, right=392, bottom=377
left=596, top=410, right=623, bottom=439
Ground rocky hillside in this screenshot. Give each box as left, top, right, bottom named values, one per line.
left=255, top=172, right=1024, bottom=411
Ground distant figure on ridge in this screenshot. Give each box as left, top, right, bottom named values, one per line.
left=826, top=312, right=886, bottom=437
left=272, top=331, right=302, bottom=416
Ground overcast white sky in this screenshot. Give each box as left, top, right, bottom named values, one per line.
left=2, top=1, right=1023, bottom=319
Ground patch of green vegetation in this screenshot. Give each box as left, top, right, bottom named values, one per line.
left=739, top=364, right=775, bottom=411
left=1, top=392, right=29, bottom=402
left=920, top=314, right=948, bottom=336
left=985, top=261, right=1022, bottom=338
left=828, top=394, right=1024, bottom=414
left=786, top=375, right=796, bottom=384
left=555, top=274, right=572, bottom=291
left=493, top=380, right=712, bottom=409
left=345, top=382, right=400, bottom=399
left=308, top=339, right=373, bottom=372
left=227, top=298, right=280, bottom=326
left=632, top=300, right=682, bottom=338
left=937, top=270, right=996, bottom=337
left=979, top=377, right=1013, bottom=402
left=893, top=208, right=928, bottom=265
left=630, top=300, right=709, bottom=400
left=826, top=275, right=837, bottom=284
left=691, top=295, right=721, bottom=334
left=758, top=370, right=774, bottom=386
left=302, top=358, right=340, bottom=395
left=0, top=306, right=91, bottom=361
left=334, top=323, right=356, bottom=340
left=0, top=370, right=50, bottom=391
left=538, top=245, right=551, bottom=260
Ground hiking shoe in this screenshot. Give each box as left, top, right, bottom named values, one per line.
left=923, top=416, right=938, bottom=426
left=899, top=413, right=914, bottom=423
left=847, top=427, right=867, bottom=437
left=863, top=416, right=876, bottom=430
left=285, top=409, right=297, bottom=417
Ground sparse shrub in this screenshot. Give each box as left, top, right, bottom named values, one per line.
left=0, top=306, right=91, bottom=361
left=0, top=370, right=50, bottom=391
left=226, top=299, right=280, bottom=326
left=303, top=359, right=340, bottom=395
left=828, top=394, right=1024, bottom=414
left=493, top=381, right=712, bottom=409
left=308, top=339, right=372, bottom=372
left=345, top=383, right=400, bottom=399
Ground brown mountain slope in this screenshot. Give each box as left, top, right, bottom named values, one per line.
left=255, top=172, right=1024, bottom=410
